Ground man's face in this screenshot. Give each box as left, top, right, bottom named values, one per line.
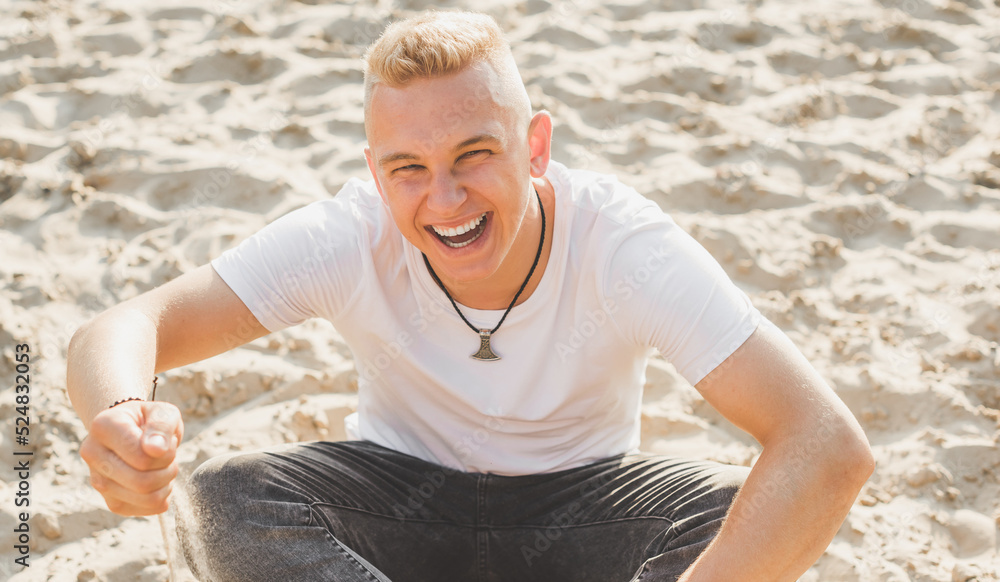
left=365, top=63, right=549, bottom=288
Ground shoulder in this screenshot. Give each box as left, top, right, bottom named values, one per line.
left=551, top=160, right=667, bottom=233
left=550, top=161, right=682, bottom=267
left=302, top=177, right=382, bottom=222
left=269, top=177, right=388, bottom=239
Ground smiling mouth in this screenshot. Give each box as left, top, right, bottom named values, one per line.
left=428, top=212, right=489, bottom=249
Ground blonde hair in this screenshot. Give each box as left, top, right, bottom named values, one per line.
left=363, top=11, right=529, bottom=133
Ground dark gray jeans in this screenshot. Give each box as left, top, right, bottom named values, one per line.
left=177, top=440, right=747, bottom=582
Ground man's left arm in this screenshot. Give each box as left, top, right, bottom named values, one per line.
left=680, top=321, right=875, bottom=581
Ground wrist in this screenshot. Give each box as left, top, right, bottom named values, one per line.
left=107, top=376, right=159, bottom=409
left=108, top=396, right=144, bottom=408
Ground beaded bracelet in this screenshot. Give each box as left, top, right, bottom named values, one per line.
left=108, top=377, right=158, bottom=409
left=109, top=397, right=143, bottom=408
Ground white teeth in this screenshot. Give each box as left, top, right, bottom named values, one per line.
left=432, top=213, right=486, bottom=238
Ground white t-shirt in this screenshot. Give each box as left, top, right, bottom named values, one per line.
left=211, top=160, right=761, bottom=474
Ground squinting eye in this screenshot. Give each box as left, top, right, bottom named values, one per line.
left=462, top=150, right=490, bottom=159
left=393, top=164, right=422, bottom=173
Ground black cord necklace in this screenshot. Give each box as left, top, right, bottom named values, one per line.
left=422, top=187, right=546, bottom=361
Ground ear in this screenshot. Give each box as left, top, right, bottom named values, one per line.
left=526, top=111, right=552, bottom=179
left=364, top=147, right=388, bottom=204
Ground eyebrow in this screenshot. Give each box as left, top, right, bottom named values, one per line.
left=378, top=133, right=503, bottom=166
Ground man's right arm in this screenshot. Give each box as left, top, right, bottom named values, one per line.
left=68, top=263, right=269, bottom=515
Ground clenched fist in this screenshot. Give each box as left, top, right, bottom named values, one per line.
left=80, top=401, right=184, bottom=516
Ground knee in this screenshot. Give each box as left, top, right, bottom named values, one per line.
left=176, top=452, right=274, bottom=580
left=179, top=451, right=288, bottom=549
left=185, top=452, right=267, bottom=513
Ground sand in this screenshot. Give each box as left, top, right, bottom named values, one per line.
left=0, top=0, right=998, bottom=580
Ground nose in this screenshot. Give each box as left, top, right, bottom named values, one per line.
left=425, top=171, right=467, bottom=216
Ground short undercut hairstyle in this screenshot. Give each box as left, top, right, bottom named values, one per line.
left=362, top=11, right=530, bottom=136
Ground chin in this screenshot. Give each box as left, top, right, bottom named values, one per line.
left=433, top=258, right=499, bottom=284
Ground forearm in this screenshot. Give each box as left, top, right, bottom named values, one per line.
left=679, top=426, right=874, bottom=581
left=67, top=307, right=159, bottom=429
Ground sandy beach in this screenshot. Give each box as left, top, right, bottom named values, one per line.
left=0, top=0, right=998, bottom=580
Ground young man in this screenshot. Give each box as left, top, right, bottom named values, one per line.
left=67, top=11, right=874, bottom=582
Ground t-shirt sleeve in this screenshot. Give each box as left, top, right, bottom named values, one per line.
left=604, top=206, right=761, bottom=385
left=210, top=190, right=368, bottom=333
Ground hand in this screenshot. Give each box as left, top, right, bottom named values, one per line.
left=80, top=401, right=184, bottom=516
